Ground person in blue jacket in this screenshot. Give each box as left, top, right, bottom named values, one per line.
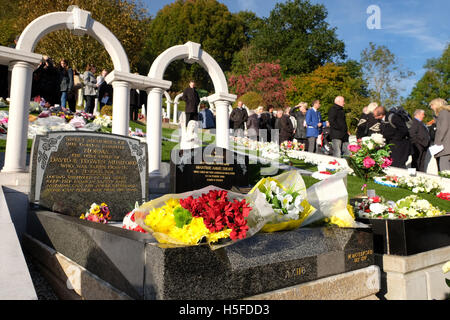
left=306, top=100, right=328, bottom=153
left=198, top=103, right=216, bottom=129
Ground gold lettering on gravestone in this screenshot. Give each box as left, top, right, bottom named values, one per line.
left=284, top=267, right=306, bottom=279
left=193, top=163, right=236, bottom=183
left=43, top=138, right=138, bottom=193
left=347, top=250, right=373, bottom=263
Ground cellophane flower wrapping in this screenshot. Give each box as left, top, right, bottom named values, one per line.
left=303, top=171, right=362, bottom=228
left=250, top=171, right=317, bottom=232
left=134, top=186, right=273, bottom=250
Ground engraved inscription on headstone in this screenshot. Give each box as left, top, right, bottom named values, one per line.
left=170, top=146, right=249, bottom=193
left=30, top=132, right=148, bottom=220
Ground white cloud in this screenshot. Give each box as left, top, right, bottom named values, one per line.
left=383, top=18, right=447, bottom=52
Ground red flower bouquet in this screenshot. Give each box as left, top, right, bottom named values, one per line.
left=437, top=193, right=450, bottom=201
left=180, top=190, right=251, bottom=241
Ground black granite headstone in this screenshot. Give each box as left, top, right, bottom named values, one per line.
left=170, top=146, right=249, bottom=193
left=29, top=132, right=148, bottom=221
left=357, top=215, right=450, bottom=256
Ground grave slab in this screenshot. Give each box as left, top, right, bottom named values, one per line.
left=144, top=227, right=374, bottom=300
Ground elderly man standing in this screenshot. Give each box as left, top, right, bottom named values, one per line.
left=409, top=109, right=430, bottom=172
left=182, top=80, right=200, bottom=126
left=328, top=96, right=350, bottom=158
left=230, top=101, right=248, bottom=137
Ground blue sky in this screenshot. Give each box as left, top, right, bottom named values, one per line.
left=142, top=0, right=450, bottom=97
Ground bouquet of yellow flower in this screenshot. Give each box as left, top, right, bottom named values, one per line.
left=134, top=186, right=273, bottom=248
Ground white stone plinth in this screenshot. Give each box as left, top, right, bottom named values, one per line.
left=377, top=246, right=450, bottom=300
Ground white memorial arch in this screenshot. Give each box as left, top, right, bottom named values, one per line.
left=0, top=7, right=236, bottom=176
left=146, top=41, right=236, bottom=176
left=0, top=6, right=169, bottom=173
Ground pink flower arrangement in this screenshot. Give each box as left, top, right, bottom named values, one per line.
left=348, top=144, right=361, bottom=153
left=363, top=157, right=376, bottom=169
left=346, top=134, right=392, bottom=181
left=381, top=157, right=393, bottom=169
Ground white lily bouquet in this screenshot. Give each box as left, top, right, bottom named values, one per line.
left=250, top=171, right=316, bottom=233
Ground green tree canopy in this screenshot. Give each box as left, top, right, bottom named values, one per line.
left=249, top=0, right=346, bottom=76
left=144, top=0, right=247, bottom=92
left=285, top=63, right=370, bottom=131
left=10, top=0, right=149, bottom=73
left=0, top=0, right=20, bottom=47
left=404, top=44, right=449, bottom=119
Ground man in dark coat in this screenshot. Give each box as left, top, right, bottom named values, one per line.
left=374, top=106, right=411, bottom=169
left=182, top=80, right=200, bottom=125
left=230, top=101, right=248, bottom=137
left=247, top=109, right=260, bottom=141
left=130, top=88, right=140, bottom=121
left=409, top=109, right=430, bottom=172
left=276, top=108, right=294, bottom=144
left=328, top=96, right=350, bottom=158
left=259, top=105, right=275, bottom=142
left=290, top=103, right=307, bottom=146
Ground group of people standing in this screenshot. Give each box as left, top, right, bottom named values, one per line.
left=356, top=98, right=450, bottom=171
left=30, top=57, right=114, bottom=115
left=229, top=96, right=351, bottom=159
left=227, top=94, right=450, bottom=172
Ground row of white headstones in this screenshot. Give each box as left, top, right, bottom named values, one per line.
left=0, top=6, right=236, bottom=177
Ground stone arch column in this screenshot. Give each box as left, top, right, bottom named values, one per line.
left=1, top=6, right=133, bottom=172
left=147, top=41, right=236, bottom=176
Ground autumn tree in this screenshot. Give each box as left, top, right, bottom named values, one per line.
left=144, top=0, right=247, bottom=92
left=285, top=63, right=370, bottom=131
left=361, top=42, right=414, bottom=109
left=11, top=0, right=150, bottom=72
left=228, top=62, right=288, bottom=109
left=0, top=0, right=20, bottom=46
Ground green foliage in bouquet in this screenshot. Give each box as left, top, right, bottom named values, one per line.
left=173, top=206, right=193, bottom=229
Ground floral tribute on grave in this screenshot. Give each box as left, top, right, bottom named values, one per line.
left=346, top=133, right=392, bottom=181
left=354, top=193, right=449, bottom=256
left=133, top=186, right=272, bottom=248
left=354, top=195, right=446, bottom=220
left=80, top=203, right=112, bottom=224
left=312, top=160, right=348, bottom=181
left=250, top=171, right=316, bottom=232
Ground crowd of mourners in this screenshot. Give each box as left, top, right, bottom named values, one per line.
left=227, top=96, right=450, bottom=172
left=29, top=56, right=116, bottom=115
left=2, top=54, right=449, bottom=173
